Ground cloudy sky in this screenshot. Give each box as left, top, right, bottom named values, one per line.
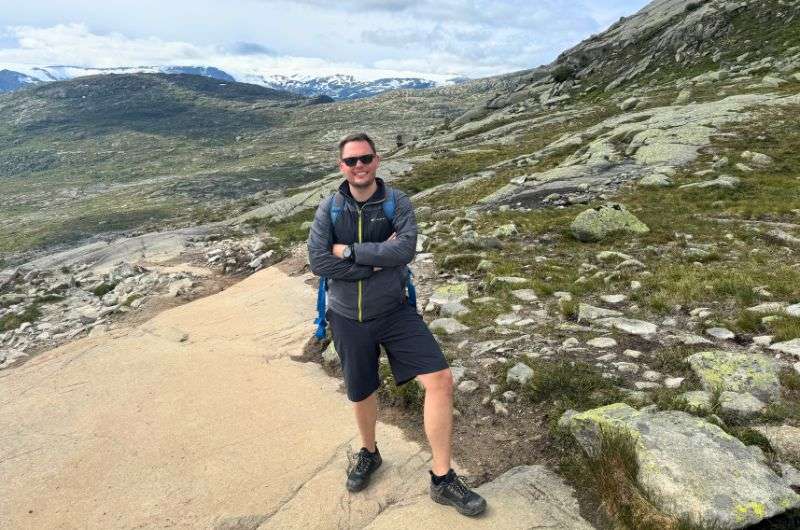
left=0, top=0, right=649, bottom=80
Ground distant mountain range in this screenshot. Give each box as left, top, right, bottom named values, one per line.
left=0, top=65, right=463, bottom=99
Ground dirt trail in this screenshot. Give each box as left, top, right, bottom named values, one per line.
left=0, top=265, right=593, bottom=529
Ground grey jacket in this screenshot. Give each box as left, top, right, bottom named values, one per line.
left=307, top=178, right=417, bottom=322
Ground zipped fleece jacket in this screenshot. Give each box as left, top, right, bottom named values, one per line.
left=307, top=178, right=417, bottom=322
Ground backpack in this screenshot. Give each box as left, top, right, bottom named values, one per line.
left=314, top=188, right=417, bottom=340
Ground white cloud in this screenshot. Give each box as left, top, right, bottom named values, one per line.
left=0, top=1, right=651, bottom=79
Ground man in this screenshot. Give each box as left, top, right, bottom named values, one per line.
left=307, top=132, right=487, bottom=517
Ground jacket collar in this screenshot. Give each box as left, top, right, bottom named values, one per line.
left=338, top=177, right=386, bottom=205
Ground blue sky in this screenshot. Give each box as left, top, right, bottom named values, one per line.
left=0, top=1, right=650, bottom=79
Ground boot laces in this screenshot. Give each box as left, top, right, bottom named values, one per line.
left=348, top=448, right=374, bottom=475
left=446, top=474, right=471, bottom=498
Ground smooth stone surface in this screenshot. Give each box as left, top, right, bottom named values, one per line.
left=687, top=350, right=781, bottom=403
left=564, top=404, right=800, bottom=528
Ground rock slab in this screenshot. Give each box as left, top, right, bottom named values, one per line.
left=564, top=403, right=800, bottom=528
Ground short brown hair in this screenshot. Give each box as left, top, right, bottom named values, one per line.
left=338, top=132, right=376, bottom=158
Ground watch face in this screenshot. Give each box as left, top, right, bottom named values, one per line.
left=344, top=246, right=352, bottom=258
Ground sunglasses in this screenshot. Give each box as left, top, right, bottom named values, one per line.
left=342, top=154, right=376, bottom=167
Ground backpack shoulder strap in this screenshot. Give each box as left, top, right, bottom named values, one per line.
left=382, top=186, right=397, bottom=223
left=329, top=191, right=345, bottom=227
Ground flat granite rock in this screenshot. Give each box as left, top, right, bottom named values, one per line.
left=366, top=465, right=595, bottom=529
left=687, top=350, right=781, bottom=403
left=564, top=403, right=800, bottom=528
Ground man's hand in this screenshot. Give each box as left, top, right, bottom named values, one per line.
left=332, top=243, right=347, bottom=259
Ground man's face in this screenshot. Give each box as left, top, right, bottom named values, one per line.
left=339, top=140, right=380, bottom=189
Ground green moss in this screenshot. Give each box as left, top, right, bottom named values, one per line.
left=0, top=304, right=42, bottom=331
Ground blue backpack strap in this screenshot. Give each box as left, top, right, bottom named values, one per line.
left=406, top=270, right=417, bottom=308
left=314, top=191, right=343, bottom=340
left=382, top=186, right=396, bottom=222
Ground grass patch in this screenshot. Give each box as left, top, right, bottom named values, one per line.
left=91, top=283, right=116, bottom=297
left=378, top=361, right=424, bottom=408
left=0, top=304, right=41, bottom=331
left=769, top=316, right=800, bottom=342
left=514, top=359, right=622, bottom=411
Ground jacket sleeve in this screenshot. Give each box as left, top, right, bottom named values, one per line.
left=307, top=196, right=375, bottom=281
left=353, top=191, right=417, bottom=268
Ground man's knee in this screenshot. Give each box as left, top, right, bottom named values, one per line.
left=417, top=368, right=453, bottom=394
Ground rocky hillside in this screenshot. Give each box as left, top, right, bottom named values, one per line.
left=2, top=0, right=800, bottom=528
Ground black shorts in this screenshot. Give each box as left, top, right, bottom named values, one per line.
left=327, top=303, right=449, bottom=402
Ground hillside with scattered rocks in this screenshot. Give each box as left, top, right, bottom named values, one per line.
left=3, top=0, right=800, bottom=528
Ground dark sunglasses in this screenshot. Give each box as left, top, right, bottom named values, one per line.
left=342, top=154, right=375, bottom=167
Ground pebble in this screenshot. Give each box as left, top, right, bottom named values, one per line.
left=587, top=337, right=618, bottom=348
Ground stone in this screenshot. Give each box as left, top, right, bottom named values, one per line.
left=457, top=380, right=479, bottom=394
left=577, top=303, right=623, bottom=321
left=507, top=362, right=534, bottom=386
left=623, top=349, right=642, bottom=359
left=746, top=302, right=786, bottom=315
left=687, top=350, right=781, bottom=403
left=664, top=377, right=685, bottom=389
left=762, top=75, right=786, bottom=87
left=428, top=283, right=470, bottom=306
left=639, top=173, right=673, bottom=187
left=620, top=97, right=640, bottom=111
left=492, top=399, right=509, bottom=416
left=597, top=353, right=617, bottom=362
left=752, top=424, right=800, bottom=463
left=680, top=390, right=713, bottom=412
left=495, top=313, right=522, bottom=326
left=440, top=301, right=470, bottom=318
left=674, top=88, right=692, bottom=104
left=706, top=327, right=735, bottom=340
left=596, top=317, right=658, bottom=336
left=752, top=335, right=773, bottom=347
left=741, top=150, right=774, bottom=166
left=561, top=337, right=580, bottom=349
left=614, top=362, right=640, bottom=374
left=769, top=338, right=800, bottom=359
left=502, top=390, right=518, bottom=403
left=679, top=175, right=740, bottom=190
left=778, top=463, right=800, bottom=489
left=587, top=337, right=617, bottom=348
left=492, top=276, right=528, bottom=286
left=600, top=294, right=627, bottom=305
left=570, top=203, right=649, bottom=243
left=449, top=365, right=466, bottom=385
left=735, top=163, right=753, bottom=172
left=511, top=289, right=538, bottom=302
left=596, top=250, right=633, bottom=262
left=718, top=391, right=766, bottom=419
left=322, top=341, right=340, bottom=365
left=642, top=370, right=662, bottom=382
left=563, top=403, right=800, bottom=528
left=786, top=303, right=800, bottom=317
left=167, top=278, right=193, bottom=297
left=493, top=223, right=518, bottom=238
left=670, top=331, right=713, bottom=346
left=429, top=318, right=469, bottom=335
left=634, top=381, right=661, bottom=390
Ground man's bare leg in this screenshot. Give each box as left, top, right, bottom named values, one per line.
left=416, top=368, right=454, bottom=476
left=353, top=391, right=378, bottom=452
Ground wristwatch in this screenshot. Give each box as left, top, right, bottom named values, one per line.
left=342, top=245, right=353, bottom=260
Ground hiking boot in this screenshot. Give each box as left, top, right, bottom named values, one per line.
left=346, top=446, right=382, bottom=492
left=429, top=469, right=487, bottom=517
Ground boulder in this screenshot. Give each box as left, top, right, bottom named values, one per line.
left=639, top=173, right=673, bottom=187
left=562, top=403, right=800, bottom=528
left=506, top=362, right=534, bottom=386
left=620, top=97, right=640, bottom=111
left=679, top=175, right=740, bottom=190
left=595, top=317, right=658, bottom=337
left=428, top=283, right=470, bottom=306
left=570, top=204, right=649, bottom=243
left=718, top=391, right=766, bottom=419
left=752, top=424, right=800, bottom=463
left=769, top=338, right=800, bottom=359
left=687, top=350, right=781, bottom=403
left=429, top=318, right=469, bottom=335
left=577, top=303, right=623, bottom=321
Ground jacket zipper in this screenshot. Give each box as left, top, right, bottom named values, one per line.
left=352, top=193, right=386, bottom=323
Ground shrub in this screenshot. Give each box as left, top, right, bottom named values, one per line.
left=552, top=64, right=576, bottom=83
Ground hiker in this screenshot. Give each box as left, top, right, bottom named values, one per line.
left=306, top=132, right=487, bottom=517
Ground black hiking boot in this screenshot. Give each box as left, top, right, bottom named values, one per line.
left=346, top=445, right=382, bottom=492
left=429, top=469, right=487, bottom=517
